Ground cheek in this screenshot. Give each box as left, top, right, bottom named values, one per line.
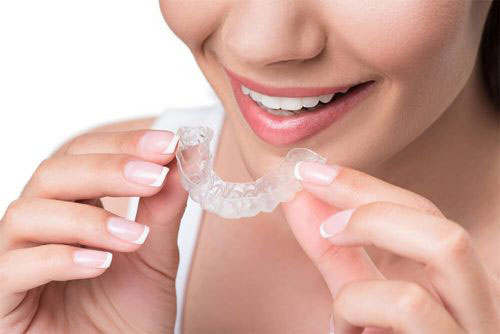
left=159, top=0, right=224, bottom=48
left=329, top=0, right=469, bottom=76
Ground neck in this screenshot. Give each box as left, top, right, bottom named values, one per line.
left=369, top=65, right=499, bottom=230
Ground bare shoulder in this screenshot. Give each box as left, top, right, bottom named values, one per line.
left=51, top=115, right=158, bottom=217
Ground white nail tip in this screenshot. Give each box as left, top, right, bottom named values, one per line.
left=320, top=223, right=333, bottom=239
left=98, top=252, right=113, bottom=269
left=133, top=225, right=150, bottom=245
left=293, top=161, right=305, bottom=181
left=149, top=166, right=169, bottom=187
left=163, top=135, right=179, bottom=154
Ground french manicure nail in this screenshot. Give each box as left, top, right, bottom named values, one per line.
left=106, top=216, right=150, bottom=244
left=73, top=250, right=113, bottom=269
left=139, top=131, right=179, bottom=155
left=124, top=161, right=169, bottom=187
left=163, top=134, right=179, bottom=154
left=320, top=208, right=355, bottom=238
left=294, top=161, right=339, bottom=185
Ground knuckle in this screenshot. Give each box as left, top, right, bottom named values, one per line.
left=395, top=282, right=431, bottom=317
left=437, top=225, right=472, bottom=260
left=65, top=133, right=89, bottom=154
left=125, top=130, right=146, bottom=153
left=337, top=168, right=369, bottom=199
left=38, top=245, right=64, bottom=273
left=363, top=201, right=396, bottom=217
left=314, top=244, right=345, bottom=266
left=31, top=158, right=52, bottom=189
left=413, top=196, right=443, bottom=217
left=95, top=152, right=126, bottom=175
left=2, top=198, right=26, bottom=229
left=1, top=198, right=39, bottom=247
left=114, top=155, right=132, bottom=176
left=77, top=209, right=108, bottom=241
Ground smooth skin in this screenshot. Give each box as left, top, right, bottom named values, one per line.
left=1, top=0, right=499, bottom=333
left=0, top=125, right=187, bottom=333
left=283, top=164, right=499, bottom=333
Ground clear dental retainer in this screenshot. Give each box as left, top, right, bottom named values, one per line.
left=175, top=126, right=327, bottom=219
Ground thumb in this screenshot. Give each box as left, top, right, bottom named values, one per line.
left=134, top=159, right=188, bottom=274
left=281, top=190, right=384, bottom=297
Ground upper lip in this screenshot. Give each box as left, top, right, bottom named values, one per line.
left=224, top=67, right=355, bottom=98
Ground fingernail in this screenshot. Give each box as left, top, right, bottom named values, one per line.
left=124, top=161, right=169, bottom=187
left=294, top=161, right=339, bottom=185
left=106, top=216, right=150, bottom=245
left=139, top=131, right=179, bottom=154
left=328, top=313, right=335, bottom=334
left=320, top=208, right=355, bottom=238
left=73, top=250, right=113, bottom=269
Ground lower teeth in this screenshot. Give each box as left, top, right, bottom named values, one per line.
left=264, top=108, right=297, bottom=116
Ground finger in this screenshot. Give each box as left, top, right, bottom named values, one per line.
left=0, top=197, right=149, bottom=253
left=21, top=154, right=170, bottom=200
left=0, top=244, right=112, bottom=294
left=281, top=190, right=384, bottom=298
left=290, top=163, right=440, bottom=306
left=333, top=280, right=464, bottom=334
left=294, top=162, right=444, bottom=217
left=133, top=159, right=188, bottom=277
left=322, top=202, right=497, bottom=332
left=64, top=129, right=179, bottom=163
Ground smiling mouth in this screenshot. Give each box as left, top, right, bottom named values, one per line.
left=225, top=67, right=377, bottom=146
left=242, top=81, right=374, bottom=117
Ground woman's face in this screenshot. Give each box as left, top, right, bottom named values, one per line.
left=159, top=0, right=491, bottom=178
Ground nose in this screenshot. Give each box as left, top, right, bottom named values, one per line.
left=222, top=1, right=326, bottom=67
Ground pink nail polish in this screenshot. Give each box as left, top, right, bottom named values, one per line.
left=106, top=217, right=150, bottom=244
left=123, top=161, right=169, bottom=187
left=320, top=208, right=355, bottom=238
left=73, top=250, right=112, bottom=269
left=294, top=161, right=339, bottom=185
left=139, top=131, right=179, bottom=154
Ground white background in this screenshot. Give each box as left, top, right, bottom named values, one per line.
left=0, top=1, right=217, bottom=214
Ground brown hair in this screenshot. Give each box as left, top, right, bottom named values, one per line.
left=480, top=1, right=499, bottom=108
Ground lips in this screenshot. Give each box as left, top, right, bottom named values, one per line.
left=225, top=68, right=376, bottom=146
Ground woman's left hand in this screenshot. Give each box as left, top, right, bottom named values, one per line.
left=282, top=162, right=500, bottom=334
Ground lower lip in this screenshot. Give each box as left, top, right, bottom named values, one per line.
left=228, top=77, right=376, bottom=146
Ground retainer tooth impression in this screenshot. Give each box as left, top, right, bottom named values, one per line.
left=175, top=126, right=327, bottom=219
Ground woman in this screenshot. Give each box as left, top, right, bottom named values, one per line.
left=0, top=1, right=498, bottom=333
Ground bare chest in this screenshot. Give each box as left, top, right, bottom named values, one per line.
left=181, top=211, right=333, bottom=333
left=180, top=211, right=500, bottom=334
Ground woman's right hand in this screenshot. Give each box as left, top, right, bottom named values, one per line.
left=0, top=128, right=188, bottom=333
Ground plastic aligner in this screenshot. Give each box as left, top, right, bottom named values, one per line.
left=175, top=126, right=327, bottom=219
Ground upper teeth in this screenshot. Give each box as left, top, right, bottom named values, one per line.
left=241, top=85, right=344, bottom=111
